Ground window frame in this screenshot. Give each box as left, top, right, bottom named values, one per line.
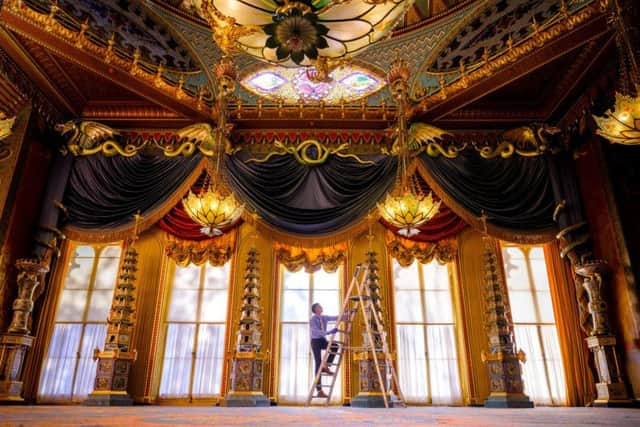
left=155, top=260, right=232, bottom=403
left=500, top=242, right=566, bottom=406
left=390, top=258, right=464, bottom=405
left=274, top=264, right=344, bottom=405
left=37, top=241, right=123, bottom=403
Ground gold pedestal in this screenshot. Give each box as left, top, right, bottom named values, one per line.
left=84, top=349, right=135, bottom=406
left=223, top=352, right=269, bottom=407
left=0, top=334, right=34, bottom=402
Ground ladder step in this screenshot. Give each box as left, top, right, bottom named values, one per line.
left=349, top=295, right=371, bottom=301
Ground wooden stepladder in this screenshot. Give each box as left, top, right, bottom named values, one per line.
left=305, top=264, right=405, bottom=408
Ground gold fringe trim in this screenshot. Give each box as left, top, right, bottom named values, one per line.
left=63, top=157, right=208, bottom=243
left=274, top=242, right=348, bottom=273
left=414, top=161, right=556, bottom=244
left=386, top=230, right=457, bottom=267
left=164, top=231, right=236, bottom=267
left=242, top=210, right=377, bottom=249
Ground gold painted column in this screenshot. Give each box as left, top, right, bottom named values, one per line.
left=223, top=247, right=269, bottom=407
left=556, top=221, right=632, bottom=406
left=0, top=257, right=48, bottom=402
left=84, top=241, right=139, bottom=406
left=576, top=260, right=631, bottom=406
left=481, top=237, right=533, bottom=408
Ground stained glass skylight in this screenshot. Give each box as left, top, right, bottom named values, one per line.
left=241, top=63, right=386, bottom=104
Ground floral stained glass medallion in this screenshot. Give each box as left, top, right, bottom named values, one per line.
left=241, top=63, right=385, bottom=104
left=340, top=73, right=378, bottom=92
left=248, top=72, right=288, bottom=91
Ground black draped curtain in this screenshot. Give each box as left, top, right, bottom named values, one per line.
left=64, top=153, right=202, bottom=229
left=224, top=152, right=397, bottom=235
left=420, top=152, right=556, bottom=231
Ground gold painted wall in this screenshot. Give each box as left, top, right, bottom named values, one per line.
left=24, top=221, right=537, bottom=406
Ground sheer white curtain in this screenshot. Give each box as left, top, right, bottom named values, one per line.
left=278, top=324, right=311, bottom=403
left=396, top=325, right=428, bottom=401
left=426, top=325, right=461, bottom=405
left=158, top=324, right=195, bottom=398
left=38, top=324, right=83, bottom=401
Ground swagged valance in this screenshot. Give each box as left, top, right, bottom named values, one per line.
left=60, top=139, right=557, bottom=244
left=275, top=242, right=347, bottom=273
left=164, top=232, right=236, bottom=267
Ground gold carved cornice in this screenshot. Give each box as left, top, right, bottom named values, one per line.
left=275, top=242, right=347, bottom=273
left=386, top=231, right=457, bottom=267
left=0, top=0, right=211, bottom=119
left=164, top=231, right=236, bottom=267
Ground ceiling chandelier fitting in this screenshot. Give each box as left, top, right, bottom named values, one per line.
left=198, top=0, right=414, bottom=67
left=377, top=60, right=441, bottom=237
left=183, top=57, right=245, bottom=236
left=593, top=0, right=640, bottom=145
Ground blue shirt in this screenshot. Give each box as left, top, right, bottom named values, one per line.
left=310, top=314, right=338, bottom=339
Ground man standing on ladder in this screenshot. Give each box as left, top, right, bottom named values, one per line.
left=309, top=303, right=339, bottom=398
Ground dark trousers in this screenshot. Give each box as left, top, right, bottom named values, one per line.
left=311, top=337, right=338, bottom=390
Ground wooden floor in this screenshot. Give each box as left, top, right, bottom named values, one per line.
left=1, top=406, right=639, bottom=427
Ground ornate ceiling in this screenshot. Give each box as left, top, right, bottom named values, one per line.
left=0, top=0, right=613, bottom=129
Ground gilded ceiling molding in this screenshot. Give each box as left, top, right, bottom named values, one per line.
left=386, top=231, right=457, bottom=268
left=55, top=120, right=238, bottom=157
left=274, top=242, right=347, bottom=274
left=0, top=46, right=62, bottom=124
left=410, top=0, right=604, bottom=115
left=246, top=139, right=374, bottom=166
left=0, top=0, right=211, bottom=114
left=0, top=112, right=15, bottom=142
left=236, top=129, right=388, bottom=150
left=164, top=231, right=236, bottom=267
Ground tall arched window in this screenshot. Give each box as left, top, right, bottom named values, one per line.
left=157, top=261, right=231, bottom=400
left=277, top=266, right=342, bottom=404
left=501, top=244, right=566, bottom=405
left=38, top=244, right=122, bottom=402
left=391, top=258, right=462, bottom=405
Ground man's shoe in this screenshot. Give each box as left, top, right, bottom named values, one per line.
left=316, top=390, right=328, bottom=398
left=321, top=367, right=334, bottom=375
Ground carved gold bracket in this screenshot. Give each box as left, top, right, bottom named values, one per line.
left=246, top=139, right=374, bottom=165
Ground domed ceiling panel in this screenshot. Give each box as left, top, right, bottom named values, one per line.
left=428, top=0, right=560, bottom=72
left=26, top=0, right=201, bottom=72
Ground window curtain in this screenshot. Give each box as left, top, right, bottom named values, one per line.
left=224, top=152, right=396, bottom=237
left=278, top=324, right=342, bottom=404
left=514, top=325, right=565, bottom=405
left=418, top=153, right=556, bottom=243
left=544, top=242, right=595, bottom=405
left=63, top=152, right=204, bottom=242
left=38, top=323, right=107, bottom=402
left=159, top=324, right=195, bottom=398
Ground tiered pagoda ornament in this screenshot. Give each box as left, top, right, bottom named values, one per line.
left=197, top=0, right=414, bottom=67
left=593, top=0, right=640, bottom=145
left=377, top=60, right=442, bottom=237
left=480, top=236, right=533, bottom=408
left=85, top=214, right=141, bottom=406
left=352, top=250, right=396, bottom=408
left=182, top=57, right=245, bottom=236
left=223, top=248, right=269, bottom=406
